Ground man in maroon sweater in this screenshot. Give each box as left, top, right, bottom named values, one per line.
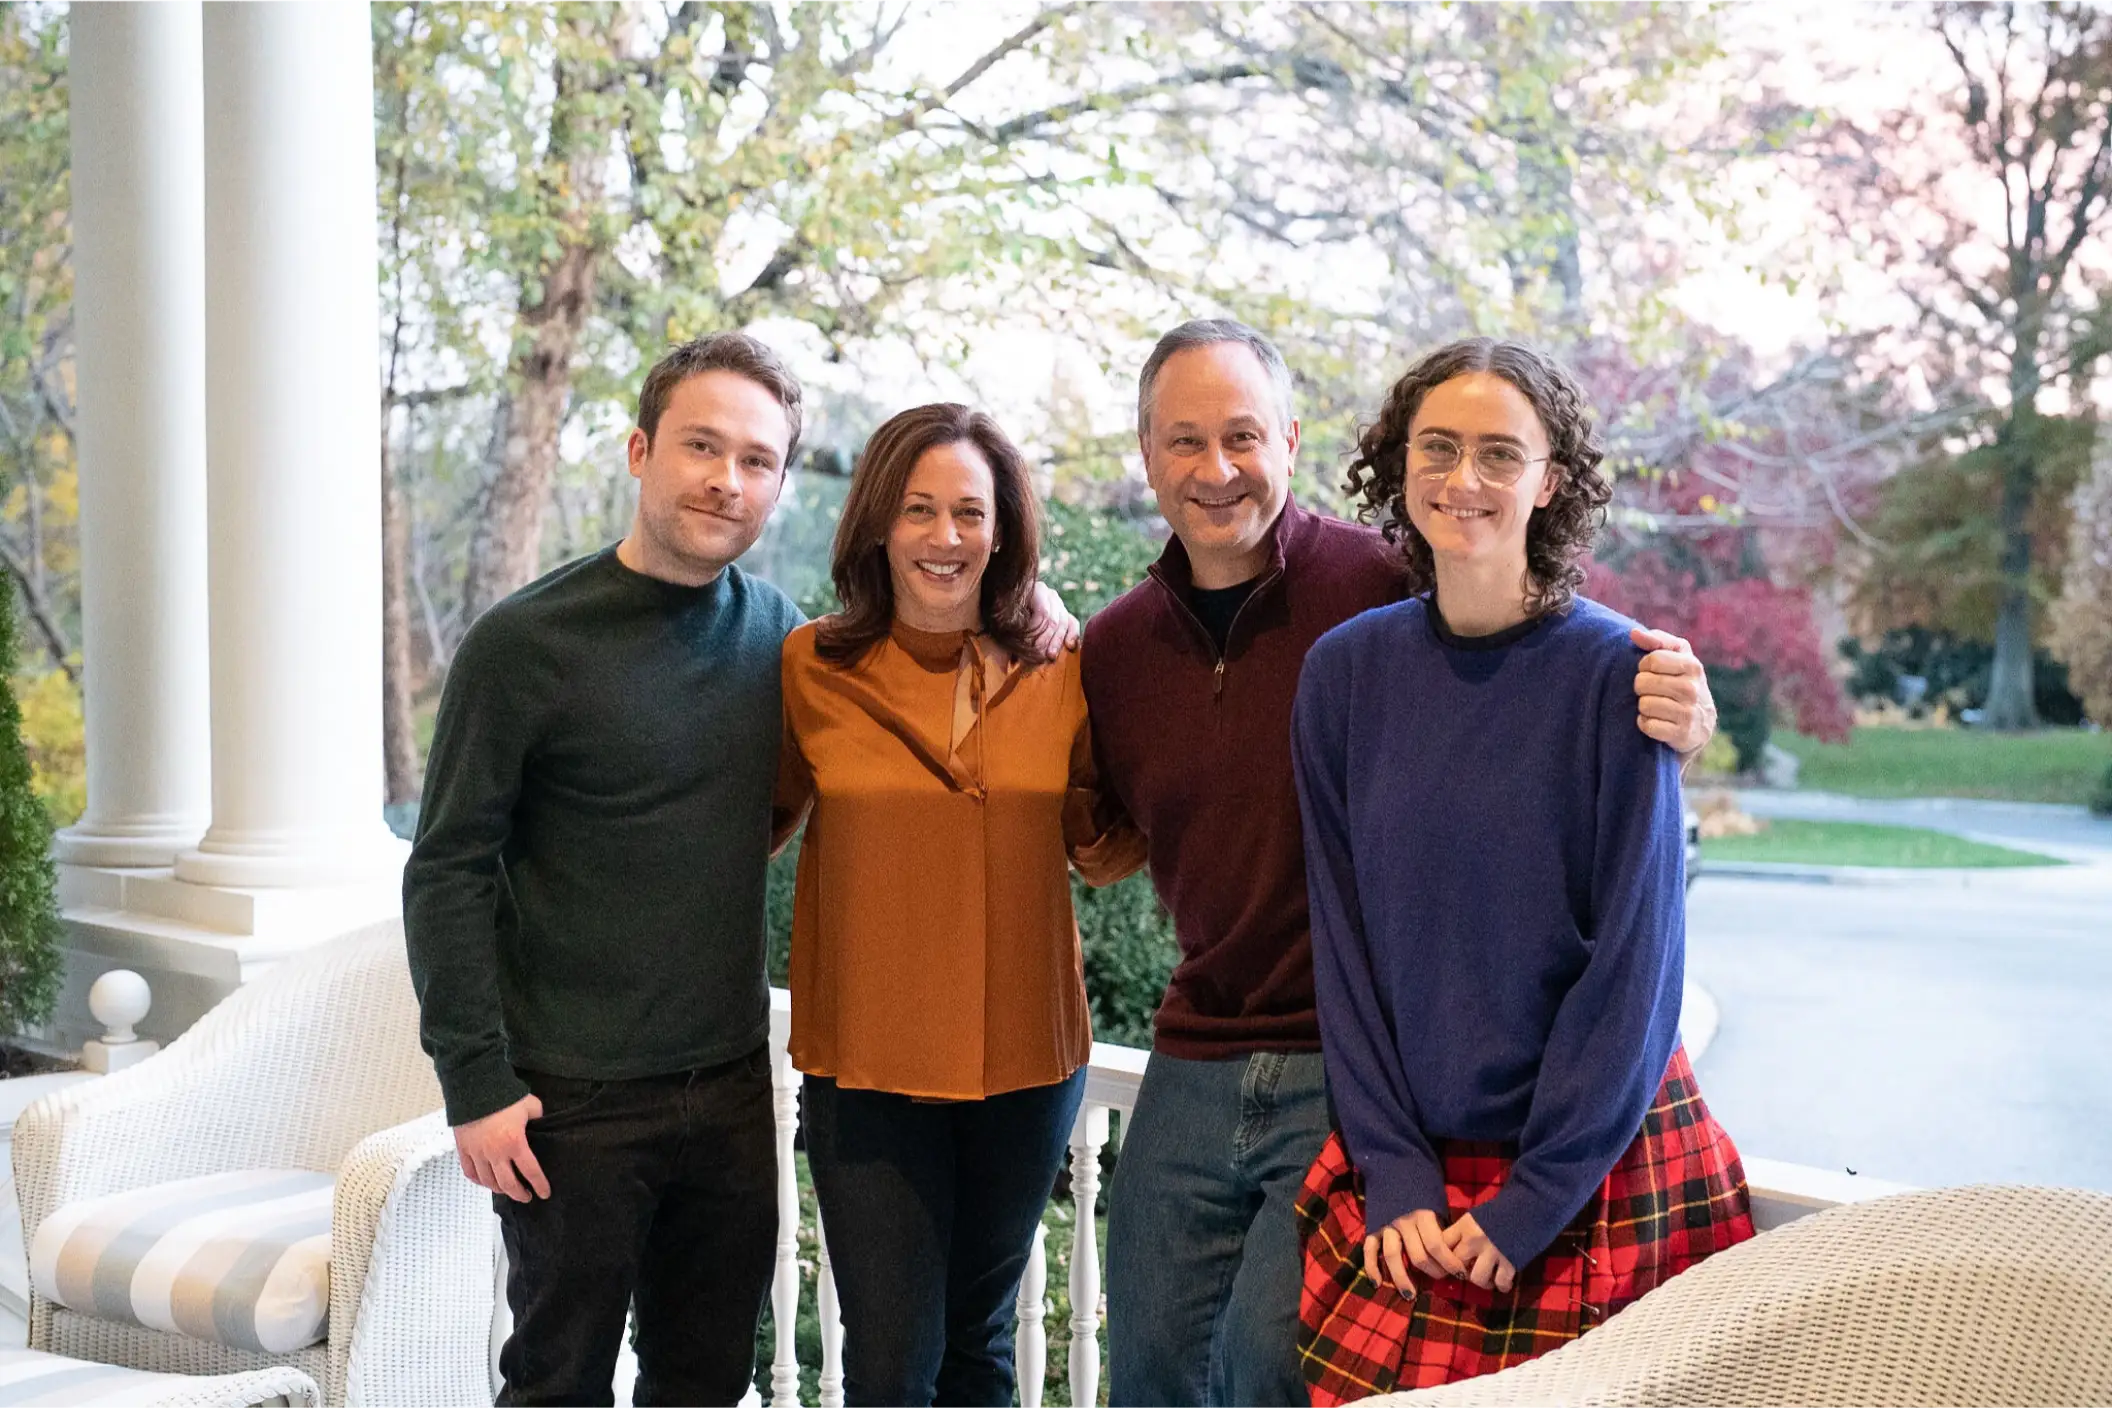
left=1083, top=320, right=1717, bottom=1407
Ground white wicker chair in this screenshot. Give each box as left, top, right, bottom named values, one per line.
left=0, top=1348, right=321, bottom=1407
left=9, top=924, right=497, bottom=1407
left=1378, top=1185, right=2112, bottom=1407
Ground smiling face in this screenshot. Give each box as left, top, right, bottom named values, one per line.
left=1141, top=342, right=1300, bottom=588
left=886, top=439, right=997, bottom=634
left=1402, top=372, right=1560, bottom=575
left=624, top=369, right=792, bottom=584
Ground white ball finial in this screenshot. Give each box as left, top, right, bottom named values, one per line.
left=89, top=969, right=152, bottom=1045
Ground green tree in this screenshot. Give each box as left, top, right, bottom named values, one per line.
left=1821, top=3, right=2112, bottom=728
left=1096, top=3, right=1765, bottom=468
left=2050, top=428, right=2112, bottom=734
left=371, top=3, right=1252, bottom=619
left=0, top=7, right=77, bottom=682
left=0, top=577, right=62, bottom=1035
left=0, top=10, right=83, bottom=834
left=1854, top=414, right=2096, bottom=649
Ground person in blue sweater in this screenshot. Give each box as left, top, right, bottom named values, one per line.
left=1289, top=338, right=1755, bottom=1400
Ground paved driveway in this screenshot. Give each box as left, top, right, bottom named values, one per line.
left=1687, top=851, right=2112, bottom=1194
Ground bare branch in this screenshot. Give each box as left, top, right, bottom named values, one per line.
left=32, top=318, right=74, bottom=445
left=988, top=62, right=1269, bottom=144
left=913, top=2, right=1078, bottom=123
left=0, top=536, right=77, bottom=682
left=388, top=383, right=479, bottom=409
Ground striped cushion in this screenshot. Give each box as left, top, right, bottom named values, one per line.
left=30, top=1170, right=334, bottom=1354
left=0, top=1349, right=318, bottom=1407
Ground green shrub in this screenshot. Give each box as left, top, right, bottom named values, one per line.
left=765, top=832, right=799, bottom=986
left=1712, top=663, right=1773, bottom=772
left=0, top=581, right=63, bottom=1035
left=1839, top=626, right=2086, bottom=725
left=1074, top=870, right=1176, bottom=1049
left=2091, top=759, right=2112, bottom=818
left=1042, top=497, right=1163, bottom=620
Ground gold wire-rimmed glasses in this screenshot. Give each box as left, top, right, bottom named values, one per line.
left=1408, top=434, right=1548, bottom=487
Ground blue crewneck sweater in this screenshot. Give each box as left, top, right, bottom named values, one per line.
left=1291, top=594, right=1686, bottom=1269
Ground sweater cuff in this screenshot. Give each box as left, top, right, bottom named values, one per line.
left=1467, top=1184, right=1574, bottom=1272
left=1361, top=1155, right=1448, bottom=1241
left=439, top=1053, right=531, bottom=1127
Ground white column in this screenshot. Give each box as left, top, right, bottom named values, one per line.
left=176, top=1, right=403, bottom=888
left=55, top=2, right=212, bottom=868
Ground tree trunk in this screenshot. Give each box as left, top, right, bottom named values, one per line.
left=1985, top=299, right=2044, bottom=731
left=381, top=412, right=422, bottom=805
left=1984, top=424, right=2042, bottom=729
left=462, top=240, right=601, bottom=621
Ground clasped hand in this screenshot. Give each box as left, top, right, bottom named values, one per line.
left=1362, top=1209, right=1516, bottom=1299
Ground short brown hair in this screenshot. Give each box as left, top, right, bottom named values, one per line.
left=636, top=332, right=804, bottom=465
left=1344, top=338, right=1611, bottom=618
left=815, top=403, right=1046, bottom=667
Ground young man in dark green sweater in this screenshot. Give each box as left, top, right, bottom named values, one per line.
left=405, top=333, right=806, bottom=1406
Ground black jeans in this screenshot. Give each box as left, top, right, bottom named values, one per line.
left=494, top=1048, right=778, bottom=1407
left=803, top=1068, right=1087, bottom=1407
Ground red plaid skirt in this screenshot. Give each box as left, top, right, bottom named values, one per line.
left=1296, top=1046, right=1753, bottom=1404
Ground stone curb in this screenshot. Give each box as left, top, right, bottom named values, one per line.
left=1701, top=860, right=2037, bottom=887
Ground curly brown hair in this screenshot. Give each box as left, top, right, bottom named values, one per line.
left=1343, top=338, right=1611, bottom=618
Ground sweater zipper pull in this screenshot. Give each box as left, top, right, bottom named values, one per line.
left=1213, top=657, right=1225, bottom=700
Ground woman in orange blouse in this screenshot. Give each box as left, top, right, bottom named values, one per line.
left=773, top=403, right=1141, bottom=1407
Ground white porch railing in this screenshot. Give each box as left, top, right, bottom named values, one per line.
left=757, top=988, right=1913, bottom=1408
left=760, top=989, right=1145, bottom=1408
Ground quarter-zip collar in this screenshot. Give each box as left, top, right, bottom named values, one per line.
left=1146, top=500, right=1306, bottom=665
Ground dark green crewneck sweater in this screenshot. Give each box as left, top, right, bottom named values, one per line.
left=404, top=546, right=802, bottom=1125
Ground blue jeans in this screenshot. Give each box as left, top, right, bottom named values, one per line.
left=1106, top=1051, right=1331, bottom=1407
left=803, top=1068, right=1087, bottom=1407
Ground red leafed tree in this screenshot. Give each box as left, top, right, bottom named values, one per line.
left=1574, top=339, right=1914, bottom=766
left=1586, top=535, right=1855, bottom=770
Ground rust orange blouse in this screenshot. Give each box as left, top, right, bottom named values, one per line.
left=773, top=618, right=1144, bottom=1100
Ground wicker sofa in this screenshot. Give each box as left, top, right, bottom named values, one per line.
left=10, top=925, right=497, bottom=1407
left=1381, top=1184, right=2112, bottom=1406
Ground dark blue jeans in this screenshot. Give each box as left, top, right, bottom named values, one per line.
left=1105, top=1050, right=1332, bottom=1407
left=803, top=1067, right=1087, bottom=1407
left=494, top=1050, right=778, bottom=1407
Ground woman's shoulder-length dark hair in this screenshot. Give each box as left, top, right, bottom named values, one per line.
left=814, top=402, right=1046, bottom=667
left=1342, top=337, right=1612, bottom=618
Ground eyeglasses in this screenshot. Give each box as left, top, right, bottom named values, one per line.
left=1408, top=434, right=1547, bottom=487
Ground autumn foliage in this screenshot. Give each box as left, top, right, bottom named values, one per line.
left=1588, top=556, right=1853, bottom=748
left=2049, top=439, right=2112, bottom=730
left=1573, top=343, right=1860, bottom=762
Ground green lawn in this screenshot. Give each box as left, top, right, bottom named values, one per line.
left=1701, top=819, right=2064, bottom=869
left=1771, top=726, right=2111, bottom=806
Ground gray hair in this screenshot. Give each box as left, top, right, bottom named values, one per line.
left=1136, top=319, right=1295, bottom=440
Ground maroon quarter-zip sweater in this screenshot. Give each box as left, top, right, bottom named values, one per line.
left=1081, top=501, right=1409, bottom=1058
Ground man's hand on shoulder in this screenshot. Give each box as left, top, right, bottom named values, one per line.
left=454, top=1094, right=551, bottom=1203
left=1629, top=626, right=1717, bottom=762
left=1030, top=580, right=1082, bottom=657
